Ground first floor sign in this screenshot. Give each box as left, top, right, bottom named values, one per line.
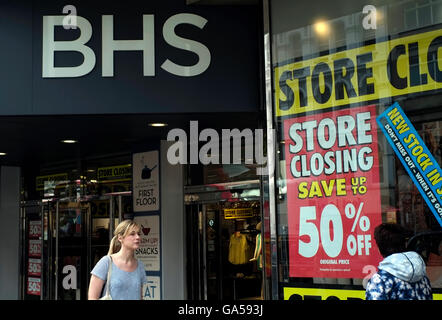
left=133, top=150, right=160, bottom=212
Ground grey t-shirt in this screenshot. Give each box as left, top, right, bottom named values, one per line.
left=91, top=255, right=147, bottom=300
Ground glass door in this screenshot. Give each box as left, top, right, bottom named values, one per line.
left=89, top=193, right=133, bottom=270
left=88, top=196, right=113, bottom=279
left=21, top=201, right=44, bottom=300
left=185, top=203, right=206, bottom=300
left=205, top=204, right=222, bottom=300
left=54, top=199, right=88, bottom=300
left=22, top=194, right=125, bottom=300
left=54, top=194, right=131, bottom=299
left=185, top=199, right=263, bottom=300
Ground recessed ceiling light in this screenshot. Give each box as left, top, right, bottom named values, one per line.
left=61, top=139, right=78, bottom=144
left=148, top=123, right=168, bottom=127
left=0, top=152, right=7, bottom=156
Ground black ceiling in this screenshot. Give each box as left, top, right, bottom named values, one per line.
left=0, top=112, right=263, bottom=169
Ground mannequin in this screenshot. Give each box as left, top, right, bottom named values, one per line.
left=250, top=221, right=263, bottom=299
left=250, top=222, right=262, bottom=269
left=228, top=223, right=249, bottom=266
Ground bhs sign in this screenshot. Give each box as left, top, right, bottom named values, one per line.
left=42, top=13, right=211, bottom=78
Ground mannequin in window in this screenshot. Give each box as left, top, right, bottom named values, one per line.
left=250, top=221, right=263, bottom=299
left=228, top=223, right=249, bottom=265
left=228, top=221, right=250, bottom=278
left=249, top=222, right=262, bottom=270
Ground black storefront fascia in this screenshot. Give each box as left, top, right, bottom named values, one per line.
left=0, top=0, right=265, bottom=300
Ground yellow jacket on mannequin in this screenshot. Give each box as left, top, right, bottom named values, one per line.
left=228, top=231, right=250, bottom=265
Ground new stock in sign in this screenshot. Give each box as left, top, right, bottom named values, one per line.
left=284, top=105, right=383, bottom=278
left=377, top=102, right=442, bottom=227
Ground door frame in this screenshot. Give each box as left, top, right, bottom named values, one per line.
left=184, top=179, right=262, bottom=300
left=20, top=193, right=129, bottom=300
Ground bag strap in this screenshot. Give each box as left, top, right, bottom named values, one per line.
left=105, top=255, right=113, bottom=296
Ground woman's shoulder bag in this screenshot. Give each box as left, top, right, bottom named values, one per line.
left=99, top=256, right=113, bottom=300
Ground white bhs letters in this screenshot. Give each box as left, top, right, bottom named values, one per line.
left=42, top=13, right=211, bottom=78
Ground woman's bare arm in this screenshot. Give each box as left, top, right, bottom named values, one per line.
left=88, top=274, right=105, bottom=300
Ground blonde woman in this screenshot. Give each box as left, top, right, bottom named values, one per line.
left=88, top=220, right=147, bottom=300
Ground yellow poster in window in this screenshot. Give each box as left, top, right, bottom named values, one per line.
left=274, top=28, right=442, bottom=117
left=283, top=286, right=442, bottom=300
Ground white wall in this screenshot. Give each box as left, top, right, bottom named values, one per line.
left=160, top=141, right=186, bottom=299
left=0, top=166, right=21, bottom=299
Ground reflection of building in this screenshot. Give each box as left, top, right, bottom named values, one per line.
left=273, top=5, right=389, bottom=64
left=274, top=0, right=442, bottom=66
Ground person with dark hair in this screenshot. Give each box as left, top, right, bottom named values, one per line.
left=366, top=223, right=433, bottom=300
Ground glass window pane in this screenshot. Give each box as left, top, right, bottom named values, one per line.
left=270, top=0, right=442, bottom=300
left=418, top=6, right=432, bottom=25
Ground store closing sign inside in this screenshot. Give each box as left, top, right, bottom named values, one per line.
left=275, top=28, right=442, bottom=116
left=288, top=111, right=373, bottom=180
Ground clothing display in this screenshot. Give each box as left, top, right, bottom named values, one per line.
left=252, top=233, right=262, bottom=270
left=228, top=232, right=250, bottom=265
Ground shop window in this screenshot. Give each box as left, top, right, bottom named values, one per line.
left=28, top=153, right=132, bottom=201
left=288, top=32, right=302, bottom=60
left=333, top=20, right=346, bottom=49
left=404, top=0, right=442, bottom=30
left=270, top=0, right=442, bottom=300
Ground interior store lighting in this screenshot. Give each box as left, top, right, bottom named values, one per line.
left=148, top=123, right=168, bottom=127
left=314, top=20, right=329, bottom=36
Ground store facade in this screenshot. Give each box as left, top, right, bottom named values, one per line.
left=2, top=0, right=442, bottom=301
left=0, top=0, right=267, bottom=300
left=265, top=0, right=442, bottom=300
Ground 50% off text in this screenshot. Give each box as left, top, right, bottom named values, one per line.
left=298, top=202, right=372, bottom=258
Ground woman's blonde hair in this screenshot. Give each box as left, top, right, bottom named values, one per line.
left=108, top=220, right=141, bottom=255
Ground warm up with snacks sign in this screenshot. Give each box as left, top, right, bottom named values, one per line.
left=377, top=103, right=442, bottom=227
left=284, top=105, right=383, bottom=278
left=133, top=148, right=162, bottom=300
